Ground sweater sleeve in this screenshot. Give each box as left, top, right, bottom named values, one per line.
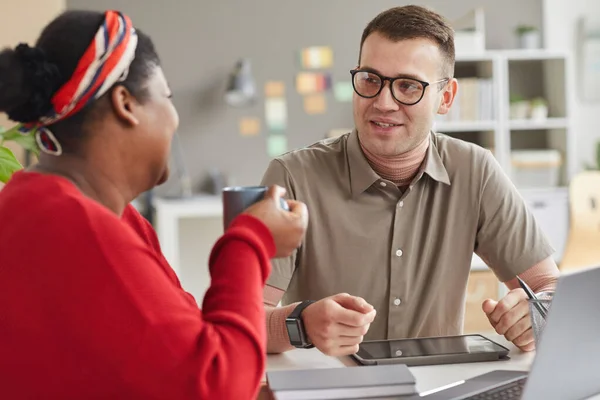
left=62, top=213, right=274, bottom=399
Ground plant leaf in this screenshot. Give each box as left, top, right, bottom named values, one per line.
left=0, top=146, right=23, bottom=183
left=1, top=125, right=39, bottom=155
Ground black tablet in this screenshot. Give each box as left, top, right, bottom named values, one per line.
left=352, top=334, right=510, bottom=367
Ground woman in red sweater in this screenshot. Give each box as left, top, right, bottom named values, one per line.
left=0, top=9, right=308, bottom=400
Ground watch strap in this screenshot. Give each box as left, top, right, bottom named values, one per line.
left=286, top=300, right=315, bottom=348
left=289, top=300, right=315, bottom=319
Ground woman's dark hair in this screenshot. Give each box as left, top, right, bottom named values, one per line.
left=0, top=10, right=160, bottom=153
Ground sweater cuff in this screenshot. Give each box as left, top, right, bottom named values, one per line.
left=208, top=214, right=276, bottom=283
left=266, top=302, right=300, bottom=354
left=229, top=214, right=276, bottom=259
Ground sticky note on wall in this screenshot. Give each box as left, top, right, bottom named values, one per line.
left=264, top=81, right=285, bottom=97
left=239, top=117, right=260, bottom=136
left=304, top=94, right=327, bottom=115
left=265, top=98, right=287, bottom=131
left=333, top=81, right=354, bottom=102
left=296, top=72, right=331, bottom=94
left=300, top=46, right=333, bottom=69
left=267, top=134, right=287, bottom=157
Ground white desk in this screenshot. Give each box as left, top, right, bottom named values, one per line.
left=260, top=333, right=600, bottom=399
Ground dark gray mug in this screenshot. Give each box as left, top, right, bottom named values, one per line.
left=222, top=185, right=289, bottom=230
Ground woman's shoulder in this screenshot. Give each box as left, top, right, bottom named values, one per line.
left=0, top=171, right=146, bottom=248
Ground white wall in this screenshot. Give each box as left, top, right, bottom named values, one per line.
left=543, top=0, right=600, bottom=171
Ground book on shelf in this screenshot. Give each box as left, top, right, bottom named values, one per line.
left=437, top=77, right=494, bottom=123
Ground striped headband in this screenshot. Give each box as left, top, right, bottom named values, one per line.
left=20, top=10, right=138, bottom=155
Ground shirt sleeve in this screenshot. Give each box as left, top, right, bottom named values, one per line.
left=474, top=150, right=555, bottom=282
left=260, top=158, right=299, bottom=291
left=58, top=213, right=275, bottom=399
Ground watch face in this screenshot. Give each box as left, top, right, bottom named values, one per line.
left=286, top=320, right=302, bottom=345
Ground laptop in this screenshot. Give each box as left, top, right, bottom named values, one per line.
left=418, top=266, right=600, bottom=400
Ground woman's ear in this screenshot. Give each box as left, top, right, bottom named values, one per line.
left=437, top=78, right=458, bottom=115
left=110, top=85, right=140, bottom=126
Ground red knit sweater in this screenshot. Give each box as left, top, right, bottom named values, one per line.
left=0, top=171, right=274, bottom=399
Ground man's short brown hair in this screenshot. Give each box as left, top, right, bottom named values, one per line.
left=359, top=5, right=455, bottom=78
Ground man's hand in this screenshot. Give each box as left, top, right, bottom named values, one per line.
left=482, top=288, right=535, bottom=352
left=302, top=293, right=376, bottom=357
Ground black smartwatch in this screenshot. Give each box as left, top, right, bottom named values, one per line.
left=286, top=300, right=315, bottom=348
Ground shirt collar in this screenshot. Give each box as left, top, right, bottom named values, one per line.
left=347, top=130, right=450, bottom=197
left=421, top=133, right=451, bottom=186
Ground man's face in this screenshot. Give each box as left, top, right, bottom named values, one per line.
left=353, top=33, right=451, bottom=157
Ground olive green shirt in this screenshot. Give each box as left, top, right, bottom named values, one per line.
left=261, top=130, right=554, bottom=340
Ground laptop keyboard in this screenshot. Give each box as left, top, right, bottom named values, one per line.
left=466, top=377, right=527, bottom=399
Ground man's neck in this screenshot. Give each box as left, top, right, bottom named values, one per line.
left=360, top=135, right=430, bottom=187
left=32, top=156, right=133, bottom=216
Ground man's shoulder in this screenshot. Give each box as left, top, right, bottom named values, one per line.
left=272, top=133, right=350, bottom=173
left=432, top=131, right=495, bottom=170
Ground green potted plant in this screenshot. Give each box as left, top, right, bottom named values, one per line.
left=530, top=97, right=549, bottom=120
left=0, top=124, right=38, bottom=183
left=515, top=25, right=541, bottom=49
left=509, top=94, right=530, bottom=120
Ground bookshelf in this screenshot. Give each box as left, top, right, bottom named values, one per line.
left=436, top=50, right=573, bottom=319
left=436, top=49, right=573, bottom=185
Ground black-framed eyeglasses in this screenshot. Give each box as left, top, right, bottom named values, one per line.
left=350, top=69, right=449, bottom=106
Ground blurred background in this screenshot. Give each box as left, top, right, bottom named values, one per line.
left=3, top=0, right=600, bottom=332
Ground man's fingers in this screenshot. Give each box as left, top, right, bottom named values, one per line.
left=336, top=334, right=366, bottom=346
left=337, top=344, right=360, bottom=356
left=337, top=295, right=374, bottom=313
left=482, top=299, right=497, bottom=315
left=335, top=294, right=374, bottom=313
left=335, top=323, right=371, bottom=338
left=495, top=300, right=529, bottom=335
left=513, top=328, right=536, bottom=351
left=489, top=289, right=526, bottom=324
left=333, top=306, right=376, bottom=327
left=503, top=314, right=532, bottom=341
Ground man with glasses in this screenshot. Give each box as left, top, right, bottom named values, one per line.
left=261, top=5, right=560, bottom=357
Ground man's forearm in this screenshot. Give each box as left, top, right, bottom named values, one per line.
left=506, top=256, right=559, bottom=293
left=265, top=303, right=300, bottom=354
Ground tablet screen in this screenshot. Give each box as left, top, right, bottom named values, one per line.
left=358, top=335, right=505, bottom=359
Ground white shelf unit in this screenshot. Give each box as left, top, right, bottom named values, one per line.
left=436, top=50, right=572, bottom=299
left=436, top=49, right=573, bottom=186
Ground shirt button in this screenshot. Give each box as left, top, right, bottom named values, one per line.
left=380, top=181, right=387, bottom=187
left=398, top=201, right=404, bottom=208
left=393, top=298, right=402, bottom=306
left=395, top=249, right=403, bottom=257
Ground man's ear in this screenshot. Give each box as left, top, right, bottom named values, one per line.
left=437, top=78, right=458, bottom=115
left=110, top=85, right=140, bottom=126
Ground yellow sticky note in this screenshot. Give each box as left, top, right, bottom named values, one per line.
left=239, top=117, right=260, bottom=136
left=264, top=81, right=285, bottom=97
left=296, top=72, right=316, bottom=94
left=304, top=94, right=327, bottom=115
